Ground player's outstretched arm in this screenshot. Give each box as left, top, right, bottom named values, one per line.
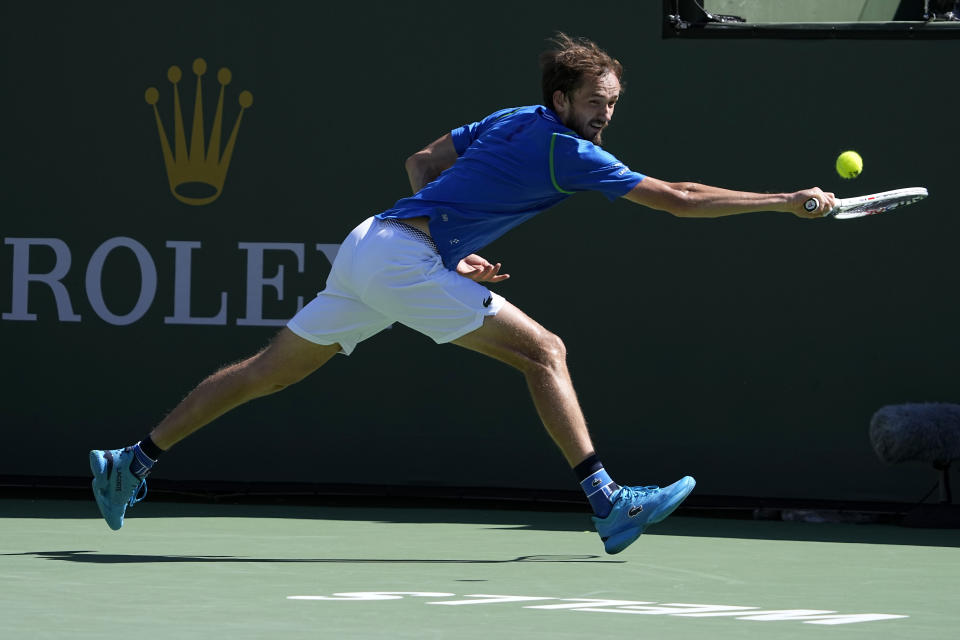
left=405, top=132, right=459, bottom=193
left=623, top=176, right=834, bottom=219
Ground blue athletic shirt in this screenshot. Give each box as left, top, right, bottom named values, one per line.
left=377, top=105, right=645, bottom=269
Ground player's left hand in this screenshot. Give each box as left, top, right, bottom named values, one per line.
left=457, top=254, right=510, bottom=283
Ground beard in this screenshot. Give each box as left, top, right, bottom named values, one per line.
left=563, top=113, right=605, bottom=145
left=576, top=123, right=604, bottom=145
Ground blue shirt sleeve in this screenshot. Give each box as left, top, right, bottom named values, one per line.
left=450, top=107, right=526, bottom=156
left=552, top=135, right=645, bottom=200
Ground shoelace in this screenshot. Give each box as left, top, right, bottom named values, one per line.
left=617, top=485, right=660, bottom=503
left=128, top=479, right=148, bottom=507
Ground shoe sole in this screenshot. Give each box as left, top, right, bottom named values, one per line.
left=89, top=450, right=124, bottom=531
left=603, top=528, right=644, bottom=554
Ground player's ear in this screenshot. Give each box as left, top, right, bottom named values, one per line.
left=552, top=89, right=568, bottom=114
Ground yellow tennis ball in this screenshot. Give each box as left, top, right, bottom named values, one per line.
left=836, top=150, right=863, bottom=179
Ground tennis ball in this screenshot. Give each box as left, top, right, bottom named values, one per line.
left=836, top=150, right=863, bottom=179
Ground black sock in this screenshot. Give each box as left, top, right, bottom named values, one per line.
left=573, top=453, right=620, bottom=518
left=129, top=435, right=164, bottom=478
left=138, top=435, right=165, bottom=460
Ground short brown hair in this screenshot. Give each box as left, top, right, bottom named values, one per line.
left=539, top=33, right=624, bottom=109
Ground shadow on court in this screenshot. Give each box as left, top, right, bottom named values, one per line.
left=0, top=550, right=623, bottom=565
left=2, top=498, right=958, bottom=547
left=1, top=498, right=592, bottom=531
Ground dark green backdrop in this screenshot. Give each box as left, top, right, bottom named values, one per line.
left=2, top=1, right=957, bottom=502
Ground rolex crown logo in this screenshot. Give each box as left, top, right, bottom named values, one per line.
left=145, top=58, right=253, bottom=206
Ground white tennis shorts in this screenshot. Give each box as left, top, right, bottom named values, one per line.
left=287, top=216, right=506, bottom=355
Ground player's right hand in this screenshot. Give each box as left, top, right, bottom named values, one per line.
left=791, top=188, right=836, bottom=219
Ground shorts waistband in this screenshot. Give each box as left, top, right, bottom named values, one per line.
left=379, top=217, right=439, bottom=254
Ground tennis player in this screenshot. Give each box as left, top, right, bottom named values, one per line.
left=90, top=34, right=835, bottom=553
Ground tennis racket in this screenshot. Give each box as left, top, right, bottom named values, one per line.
left=804, top=187, right=928, bottom=220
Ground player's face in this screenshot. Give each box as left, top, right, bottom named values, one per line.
left=554, top=70, right=621, bottom=145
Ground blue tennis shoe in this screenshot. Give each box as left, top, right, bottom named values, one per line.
left=592, top=476, right=696, bottom=554
left=89, top=448, right=148, bottom=530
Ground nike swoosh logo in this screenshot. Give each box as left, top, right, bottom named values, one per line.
left=482, top=296, right=493, bottom=308
left=591, top=478, right=602, bottom=487
left=628, top=506, right=643, bottom=517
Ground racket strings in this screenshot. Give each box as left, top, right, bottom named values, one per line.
left=846, top=198, right=913, bottom=214
left=836, top=192, right=928, bottom=218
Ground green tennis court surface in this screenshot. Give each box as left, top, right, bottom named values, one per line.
left=1, top=499, right=955, bottom=639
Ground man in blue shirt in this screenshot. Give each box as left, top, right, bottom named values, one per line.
left=90, top=34, right=835, bottom=554
left=378, top=102, right=646, bottom=271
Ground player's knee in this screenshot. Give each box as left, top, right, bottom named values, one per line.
left=246, top=369, right=304, bottom=398
left=258, top=364, right=312, bottom=393
left=545, top=332, right=568, bottom=367
left=527, top=330, right=567, bottom=374
left=243, top=353, right=313, bottom=396
left=266, top=380, right=292, bottom=394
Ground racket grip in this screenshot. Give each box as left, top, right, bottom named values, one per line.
left=803, top=197, right=819, bottom=213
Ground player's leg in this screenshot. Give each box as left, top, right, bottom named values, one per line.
left=149, top=329, right=340, bottom=450
left=89, top=329, right=340, bottom=531
left=451, top=302, right=695, bottom=554
left=361, top=226, right=696, bottom=553
left=451, top=301, right=593, bottom=466
left=90, top=216, right=396, bottom=531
